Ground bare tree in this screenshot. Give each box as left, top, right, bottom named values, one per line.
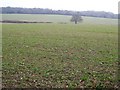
left=71, top=12, right=83, bottom=24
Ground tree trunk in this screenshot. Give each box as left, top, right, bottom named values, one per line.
left=75, top=21, right=77, bottom=24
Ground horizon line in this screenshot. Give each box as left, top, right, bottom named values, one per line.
left=1, top=6, right=117, bottom=14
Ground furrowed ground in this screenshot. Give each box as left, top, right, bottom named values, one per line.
left=2, top=15, right=118, bottom=88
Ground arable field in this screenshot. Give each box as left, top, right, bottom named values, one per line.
left=1, top=14, right=117, bottom=25
left=2, top=14, right=118, bottom=88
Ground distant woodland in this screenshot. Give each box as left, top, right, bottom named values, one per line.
left=1, top=7, right=118, bottom=19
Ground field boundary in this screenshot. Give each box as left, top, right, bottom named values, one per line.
left=0, top=20, right=53, bottom=23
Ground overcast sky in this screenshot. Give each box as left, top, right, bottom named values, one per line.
left=1, top=0, right=119, bottom=14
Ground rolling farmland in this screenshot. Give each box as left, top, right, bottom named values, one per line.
left=2, top=14, right=118, bottom=88
left=1, top=14, right=117, bottom=25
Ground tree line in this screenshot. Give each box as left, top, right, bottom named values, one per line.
left=1, top=7, right=118, bottom=19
